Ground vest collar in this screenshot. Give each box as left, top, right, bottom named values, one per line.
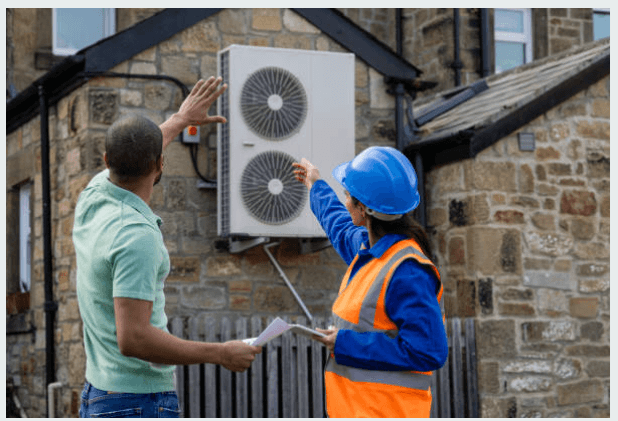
left=362, top=233, right=408, bottom=259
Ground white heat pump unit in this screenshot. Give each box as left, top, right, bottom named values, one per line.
left=217, top=45, right=355, bottom=238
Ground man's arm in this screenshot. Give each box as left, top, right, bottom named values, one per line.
left=114, top=297, right=260, bottom=372
left=160, top=76, right=227, bottom=151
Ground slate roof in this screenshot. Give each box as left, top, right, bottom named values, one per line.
left=404, top=37, right=610, bottom=169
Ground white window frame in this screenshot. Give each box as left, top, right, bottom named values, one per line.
left=52, top=8, right=116, bottom=56
left=19, top=184, right=32, bottom=293
left=593, top=8, right=610, bottom=41
left=494, top=8, right=533, bottom=71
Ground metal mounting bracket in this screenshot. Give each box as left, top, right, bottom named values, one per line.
left=228, top=236, right=270, bottom=254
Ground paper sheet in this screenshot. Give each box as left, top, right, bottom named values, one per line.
left=243, top=317, right=325, bottom=346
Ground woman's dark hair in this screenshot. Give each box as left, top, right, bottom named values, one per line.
left=105, top=114, right=163, bottom=181
left=352, top=196, right=433, bottom=259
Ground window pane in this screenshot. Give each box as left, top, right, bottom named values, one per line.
left=593, top=13, right=610, bottom=40
left=19, top=185, right=31, bottom=293
left=495, top=9, right=524, bottom=33
left=56, top=8, right=106, bottom=52
left=495, top=41, right=525, bottom=73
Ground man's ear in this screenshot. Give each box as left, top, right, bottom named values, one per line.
left=103, top=152, right=110, bottom=169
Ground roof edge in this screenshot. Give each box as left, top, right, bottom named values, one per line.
left=470, top=52, right=610, bottom=157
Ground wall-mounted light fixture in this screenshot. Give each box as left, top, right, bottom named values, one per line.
left=518, top=132, right=535, bottom=151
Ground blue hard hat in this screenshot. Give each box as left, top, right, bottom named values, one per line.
left=332, top=146, right=420, bottom=215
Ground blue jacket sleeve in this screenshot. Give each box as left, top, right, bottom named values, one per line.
left=334, top=260, right=448, bottom=372
left=309, top=180, right=368, bottom=265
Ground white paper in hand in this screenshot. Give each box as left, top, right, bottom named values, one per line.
left=243, top=317, right=325, bottom=346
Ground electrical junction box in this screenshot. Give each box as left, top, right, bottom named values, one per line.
left=182, top=125, right=200, bottom=144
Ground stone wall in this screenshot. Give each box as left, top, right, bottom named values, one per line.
left=5, top=7, right=609, bottom=418
left=548, top=9, right=594, bottom=55
left=425, top=75, right=610, bottom=417
left=5, top=9, right=397, bottom=417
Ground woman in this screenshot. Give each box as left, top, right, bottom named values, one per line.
left=293, top=146, right=448, bottom=418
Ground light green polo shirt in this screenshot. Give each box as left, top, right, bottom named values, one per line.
left=73, top=169, right=175, bottom=393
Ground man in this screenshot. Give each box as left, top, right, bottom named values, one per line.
left=73, top=77, right=261, bottom=418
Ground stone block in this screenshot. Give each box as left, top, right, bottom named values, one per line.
left=579, top=278, right=609, bottom=294
left=599, top=195, right=609, bottom=217
left=130, top=61, right=156, bottom=75
left=504, top=360, right=552, bottom=374
left=181, top=21, right=219, bottom=53
left=230, top=295, right=251, bottom=311
left=253, top=285, right=297, bottom=313
left=167, top=178, right=186, bottom=210
left=369, top=68, right=394, bottom=109
left=477, top=361, right=500, bottom=394
left=455, top=279, right=476, bottom=317
left=144, top=83, right=173, bottom=111
left=481, top=397, right=517, bottom=418
left=467, top=161, right=517, bottom=192
left=565, top=344, right=609, bottom=357
left=448, top=236, right=465, bottom=265
left=161, top=56, right=198, bottom=86
left=168, top=256, right=200, bottom=282
left=585, top=360, right=609, bottom=378
left=523, top=257, right=552, bottom=271
left=218, top=9, right=248, bottom=34
left=576, top=263, right=609, bottom=277
left=524, top=231, right=573, bottom=258
left=574, top=242, right=609, bottom=260
left=519, top=163, right=534, bottom=193
left=467, top=228, right=520, bottom=275
left=580, top=321, right=604, bottom=341
left=283, top=9, right=320, bottom=33
left=252, top=8, right=282, bottom=31
left=560, top=190, right=597, bottom=216
left=500, top=288, right=533, bottom=301
left=523, top=320, right=577, bottom=342
left=569, top=297, right=598, bottom=318
left=476, top=320, right=516, bottom=358
left=591, top=98, right=610, bottom=118
left=537, top=288, right=569, bottom=314
left=550, top=122, right=570, bottom=141
left=557, top=379, right=604, bottom=406
left=536, top=146, right=561, bottom=161
left=499, top=303, right=535, bottom=316
left=181, top=286, right=226, bottom=310
left=576, top=120, right=610, bottom=140
left=205, top=255, right=242, bottom=277
left=554, top=358, right=582, bottom=380
left=508, top=376, right=552, bottom=392
left=494, top=210, right=524, bottom=224
left=89, top=90, right=118, bottom=125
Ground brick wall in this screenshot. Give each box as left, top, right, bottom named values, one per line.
left=426, top=75, right=610, bottom=417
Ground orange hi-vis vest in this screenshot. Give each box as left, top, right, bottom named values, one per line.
left=324, top=239, right=445, bottom=418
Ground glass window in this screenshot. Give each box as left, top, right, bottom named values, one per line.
left=53, top=8, right=115, bottom=56
left=19, top=184, right=31, bottom=293
left=494, top=8, right=532, bottom=73
left=593, top=9, right=610, bottom=40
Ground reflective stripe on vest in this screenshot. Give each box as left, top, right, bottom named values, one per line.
left=325, top=239, right=443, bottom=407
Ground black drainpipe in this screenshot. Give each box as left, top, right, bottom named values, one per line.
left=394, top=9, right=406, bottom=152
left=480, top=8, right=491, bottom=77
left=39, top=84, right=57, bottom=418
left=394, top=8, right=427, bottom=228
left=452, top=8, right=463, bottom=87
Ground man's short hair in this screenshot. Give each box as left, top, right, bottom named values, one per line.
left=105, top=114, right=163, bottom=180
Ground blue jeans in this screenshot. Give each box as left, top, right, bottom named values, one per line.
left=79, top=381, right=181, bottom=418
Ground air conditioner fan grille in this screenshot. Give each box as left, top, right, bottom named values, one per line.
left=240, top=67, right=307, bottom=140
left=240, top=151, right=306, bottom=225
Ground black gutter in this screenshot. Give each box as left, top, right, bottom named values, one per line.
left=39, top=84, right=58, bottom=418
left=292, top=8, right=422, bottom=80
left=480, top=9, right=491, bottom=77
left=451, top=9, right=463, bottom=86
